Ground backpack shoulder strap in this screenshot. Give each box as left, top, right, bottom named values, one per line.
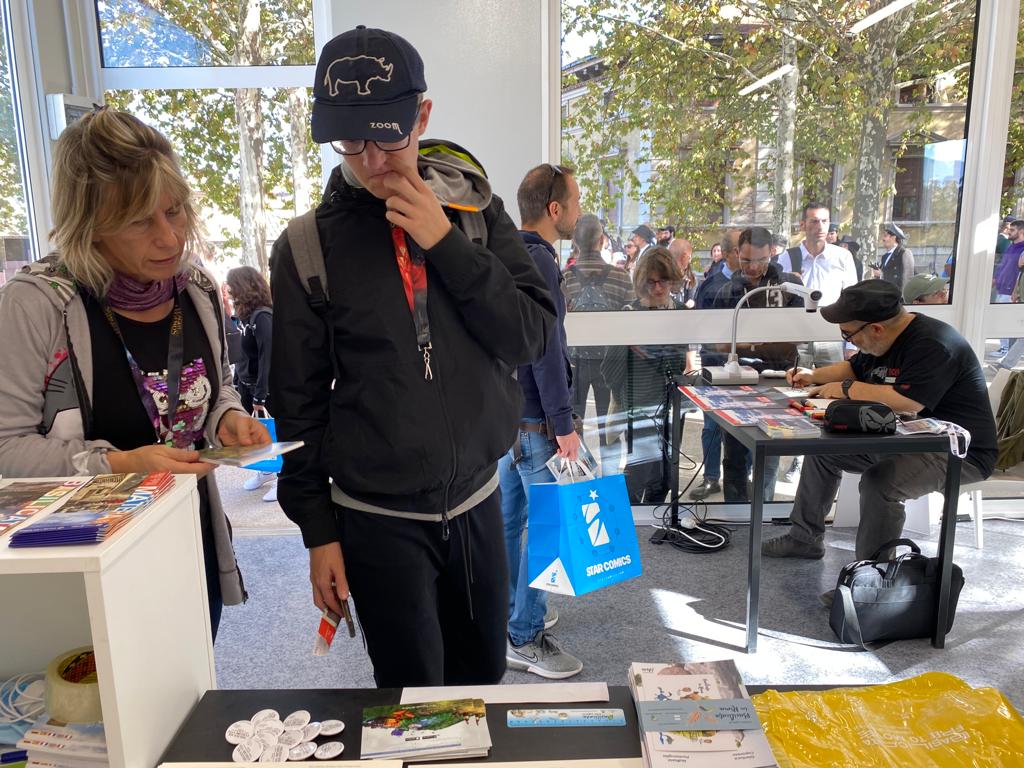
left=787, top=246, right=803, bottom=273
left=286, top=208, right=329, bottom=314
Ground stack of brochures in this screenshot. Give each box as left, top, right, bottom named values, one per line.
left=18, top=717, right=107, bottom=767
left=756, top=412, right=820, bottom=439
left=628, top=661, right=778, bottom=767
left=359, top=699, right=492, bottom=762
left=9, top=472, right=174, bottom=547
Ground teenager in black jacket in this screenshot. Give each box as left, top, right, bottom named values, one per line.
left=270, top=27, right=554, bottom=688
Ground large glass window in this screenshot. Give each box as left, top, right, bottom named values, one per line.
left=990, top=18, right=1024, bottom=307
left=95, top=0, right=319, bottom=278
left=105, top=87, right=322, bottom=273
left=561, top=0, right=977, bottom=308
left=96, top=0, right=315, bottom=67
left=0, top=11, right=30, bottom=285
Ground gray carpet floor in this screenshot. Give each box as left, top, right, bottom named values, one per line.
left=215, top=518, right=1024, bottom=712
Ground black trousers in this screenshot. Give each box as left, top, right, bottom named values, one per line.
left=572, top=356, right=612, bottom=444
left=337, top=490, right=509, bottom=688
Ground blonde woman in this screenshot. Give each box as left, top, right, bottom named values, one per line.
left=601, top=247, right=688, bottom=502
left=0, top=107, right=269, bottom=639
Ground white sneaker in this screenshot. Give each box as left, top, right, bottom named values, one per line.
left=262, top=483, right=277, bottom=503
left=243, top=471, right=275, bottom=491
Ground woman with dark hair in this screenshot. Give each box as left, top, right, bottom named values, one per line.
left=226, top=266, right=277, bottom=501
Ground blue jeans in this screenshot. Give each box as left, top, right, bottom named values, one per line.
left=499, top=425, right=557, bottom=646
left=700, top=418, right=722, bottom=481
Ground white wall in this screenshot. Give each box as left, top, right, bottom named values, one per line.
left=327, top=0, right=555, bottom=225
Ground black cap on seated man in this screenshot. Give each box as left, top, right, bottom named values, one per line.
left=761, top=280, right=996, bottom=589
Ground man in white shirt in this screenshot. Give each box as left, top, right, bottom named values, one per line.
left=777, top=202, right=859, bottom=308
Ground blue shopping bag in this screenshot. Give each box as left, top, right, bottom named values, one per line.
left=526, top=472, right=641, bottom=596
left=243, top=417, right=281, bottom=474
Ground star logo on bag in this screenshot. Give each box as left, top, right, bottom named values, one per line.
left=589, top=490, right=599, bottom=500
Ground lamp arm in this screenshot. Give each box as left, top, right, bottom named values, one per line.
left=729, top=285, right=773, bottom=364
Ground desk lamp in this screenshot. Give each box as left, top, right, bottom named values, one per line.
left=703, top=282, right=823, bottom=385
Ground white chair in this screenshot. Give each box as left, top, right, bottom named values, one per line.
left=959, top=368, right=1024, bottom=549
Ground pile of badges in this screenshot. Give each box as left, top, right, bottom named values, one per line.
left=225, top=708, right=345, bottom=762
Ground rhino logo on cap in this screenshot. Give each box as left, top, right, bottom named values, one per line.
left=324, top=55, right=394, bottom=97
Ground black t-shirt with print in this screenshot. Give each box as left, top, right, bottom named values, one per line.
left=82, top=289, right=219, bottom=531
left=849, top=313, right=997, bottom=476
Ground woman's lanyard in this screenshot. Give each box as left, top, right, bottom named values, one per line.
left=391, top=224, right=433, bottom=380
left=102, top=289, right=185, bottom=446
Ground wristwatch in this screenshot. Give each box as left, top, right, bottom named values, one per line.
left=841, top=378, right=855, bottom=398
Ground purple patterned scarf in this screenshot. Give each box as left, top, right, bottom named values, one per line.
left=106, top=271, right=190, bottom=311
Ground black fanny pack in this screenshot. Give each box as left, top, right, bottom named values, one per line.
left=830, top=538, right=964, bottom=647
left=823, top=400, right=896, bottom=434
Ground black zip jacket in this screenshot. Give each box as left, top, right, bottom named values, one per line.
left=270, top=165, right=555, bottom=548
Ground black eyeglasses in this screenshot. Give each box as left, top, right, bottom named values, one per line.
left=545, top=164, right=564, bottom=205
left=330, top=135, right=413, bottom=156
left=330, top=106, right=421, bottom=156
left=841, top=321, right=872, bottom=343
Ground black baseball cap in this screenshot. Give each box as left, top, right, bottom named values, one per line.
left=311, top=26, right=427, bottom=144
left=632, top=224, right=655, bottom=242
left=821, top=279, right=903, bottom=324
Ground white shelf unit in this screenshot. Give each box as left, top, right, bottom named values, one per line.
left=0, top=474, right=214, bottom=768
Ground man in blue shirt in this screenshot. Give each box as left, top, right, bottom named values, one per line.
left=500, top=164, right=584, bottom=679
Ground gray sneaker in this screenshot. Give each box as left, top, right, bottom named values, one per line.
left=543, top=606, right=558, bottom=630
left=761, top=533, right=825, bottom=559
left=507, top=632, right=582, bottom=679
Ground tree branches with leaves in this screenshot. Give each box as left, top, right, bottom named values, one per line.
left=564, top=0, right=976, bottom=258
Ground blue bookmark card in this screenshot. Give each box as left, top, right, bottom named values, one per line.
left=637, top=699, right=761, bottom=731
left=507, top=708, right=627, bottom=728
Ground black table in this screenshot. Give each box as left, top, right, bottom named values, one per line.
left=160, top=686, right=643, bottom=764
left=668, top=386, right=963, bottom=653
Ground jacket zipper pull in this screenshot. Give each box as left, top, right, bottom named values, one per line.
left=440, top=508, right=450, bottom=541
left=420, top=342, right=433, bottom=381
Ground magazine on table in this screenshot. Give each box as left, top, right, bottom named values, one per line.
left=0, top=478, right=90, bottom=537
left=9, top=472, right=174, bottom=547
left=197, top=440, right=303, bottom=467
left=628, top=661, right=777, bottom=767
left=679, top=386, right=789, bottom=412
left=360, top=699, right=492, bottom=762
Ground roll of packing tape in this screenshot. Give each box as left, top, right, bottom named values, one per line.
left=44, top=646, right=102, bottom=723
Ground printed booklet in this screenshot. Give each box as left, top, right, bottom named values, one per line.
left=360, top=699, right=492, bottom=762
left=628, top=661, right=777, bottom=767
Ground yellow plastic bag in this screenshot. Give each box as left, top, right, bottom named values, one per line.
left=751, top=672, right=1024, bottom=767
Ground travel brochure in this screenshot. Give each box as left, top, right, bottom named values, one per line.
left=197, top=440, right=303, bottom=467
left=0, top=477, right=90, bottom=537
left=8, top=472, right=174, bottom=547
left=360, top=698, right=492, bottom=762
left=628, top=661, right=777, bottom=767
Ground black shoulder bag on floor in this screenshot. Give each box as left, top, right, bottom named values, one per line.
left=829, top=538, right=964, bottom=647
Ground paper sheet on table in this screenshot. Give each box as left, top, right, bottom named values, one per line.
left=419, top=761, right=643, bottom=768
left=400, top=682, right=610, bottom=705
